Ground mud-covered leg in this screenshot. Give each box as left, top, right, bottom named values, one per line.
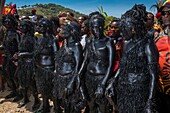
left=88, top=98, right=97, bottom=113
left=42, top=95, right=50, bottom=113
left=18, top=88, right=29, bottom=108
left=53, top=98, right=63, bottom=113
left=31, top=80, right=41, bottom=111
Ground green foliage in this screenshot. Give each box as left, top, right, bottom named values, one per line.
left=97, top=6, right=116, bottom=34
left=18, top=3, right=84, bottom=18
left=97, top=6, right=108, bottom=17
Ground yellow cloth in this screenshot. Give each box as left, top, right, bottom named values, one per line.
left=34, top=32, right=42, bottom=38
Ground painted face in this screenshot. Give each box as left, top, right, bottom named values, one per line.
left=20, top=22, right=28, bottom=33
left=3, top=18, right=12, bottom=29
left=121, top=18, right=134, bottom=40
left=111, top=21, right=120, bottom=37
left=36, top=21, right=47, bottom=34
left=91, top=18, right=104, bottom=39
left=59, top=24, right=71, bottom=39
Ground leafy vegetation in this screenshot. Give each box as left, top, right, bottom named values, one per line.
left=97, top=6, right=117, bottom=34
left=17, top=3, right=116, bottom=34
left=17, top=3, right=84, bottom=18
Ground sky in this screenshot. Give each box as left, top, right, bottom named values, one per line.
left=5, top=0, right=158, bottom=17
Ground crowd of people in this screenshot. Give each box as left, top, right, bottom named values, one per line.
left=0, top=1, right=170, bottom=113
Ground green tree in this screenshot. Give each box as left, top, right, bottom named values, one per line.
left=97, top=6, right=116, bottom=34
left=24, top=5, right=27, bottom=8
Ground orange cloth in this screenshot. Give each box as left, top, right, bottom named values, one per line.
left=155, top=35, right=170, bottom=94
left=59, top=41, right=63, bottom=47
left=155, top=35, right=170, bottom=75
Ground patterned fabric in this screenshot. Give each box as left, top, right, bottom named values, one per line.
left=155, top=35, right=170, bottom=95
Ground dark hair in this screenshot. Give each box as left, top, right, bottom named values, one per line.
left=89, top=11, right=105, bottom=30
left=112, top=17, right=121, bottom=22
left=147, top=12, right=154, bottom=21
left=83, top=19, right=89, bottom=27
left=66, top=11, right=74, bottom=17
left=50, top=16, right=60, bottom=28
left=35, top=15, right=44, bottom=21
left=20, top=20, right=34, bottom=35
left=38, top=18, right=54, bottom=34
left=89, top=11, right=105, bottom=19
left=14, top=14, right=20, bottom=21
left=31, top=8, right=36, bottom=15
left=2, top=13, right=18, bottom=29
left=69, top=21, right=81, bottom=42
left=119, top=4, right=147, bottom=36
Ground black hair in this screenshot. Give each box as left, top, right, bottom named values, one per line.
left=38, top=18, right=54, bottom=34
left=119, top=4, right=147, bottom=37
left=2, top=13, right=18, bottom=29
left=50, top=16, right=60, bottom=28
left=147, top=12, right=154, bottom=21
left=89, top=11, right=105, bottom=31
left=20, top=20, right=34, bottom=35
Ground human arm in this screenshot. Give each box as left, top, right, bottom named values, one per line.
left=95, top=39, right=116, bottom=96
left=105, top=69, right=119, bottom=97
left=65, top=43, right=83, bottom=96
left=145, top=38, right=159, bottom=112
left=53, top=36, right=60, bottom=55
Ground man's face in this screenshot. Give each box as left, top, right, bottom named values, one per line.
left=3, top=18, right=12, bottom=29
left=36, top=21, right=47, bottom=34
left=146, top=13, right=154, bottom=29
left=58, top=25, right=71, bottom=39
left=110, top=21, right=120, bottom=37
left=91, top=19, right=104, bottom=39
left=20, top=22, right=27, bottom=33
left=78, top=17, right=85, bottom=24
left=81, top=23, right=88, bottom=35
left=121, top=18, right=134, bottom=40
left=161, top=7, right=170, bottom=27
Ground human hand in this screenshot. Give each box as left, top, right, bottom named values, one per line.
left=64, top=82, right=74, bottom=97
left=95, top=84, right=105, bottom=98
left=105, top=83, right=114, bottom=97
left=144, top=99, right=158, bottom=113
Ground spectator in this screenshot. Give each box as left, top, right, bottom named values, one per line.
left=146, top=12, right=155, bottom=35
left=155, top=2, right=170, bottom=113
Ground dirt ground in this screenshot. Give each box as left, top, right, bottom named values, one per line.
left=0, top=90, right=33, bottom=113
left=0, top=86, right=54, bottom=113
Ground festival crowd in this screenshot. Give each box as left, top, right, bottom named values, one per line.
left=0, top=1, right=170, bottom=113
